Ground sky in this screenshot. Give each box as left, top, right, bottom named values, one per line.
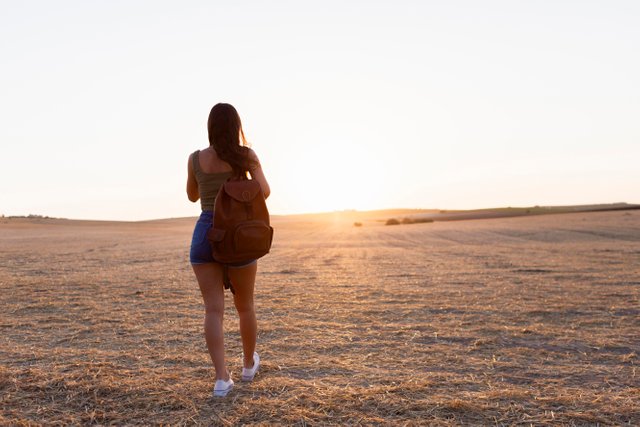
left=1, top=1, right=639, bottom=220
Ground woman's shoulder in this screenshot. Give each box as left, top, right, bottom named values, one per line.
left=188, top=149, right=200, bottom=161
left=188, top=150, right=198, bottom=169
left=245, top=147, right=260, bottom=162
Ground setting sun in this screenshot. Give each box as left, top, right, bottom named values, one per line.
left=283, top=141, right=381, bottom=213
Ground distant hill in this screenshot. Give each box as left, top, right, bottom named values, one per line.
left=271, top=208, right=439, bottom=222
left=272, top=203, right=640, bottom=225
left=3, top=203, right=638, bottom=226
left=385, top=203, right=640, bottom=224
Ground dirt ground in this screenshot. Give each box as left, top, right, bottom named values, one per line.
left=1, top=210, right=638, bottom=425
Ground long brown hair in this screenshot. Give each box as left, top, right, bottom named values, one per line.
left=207, top=103, right=258, bottom=177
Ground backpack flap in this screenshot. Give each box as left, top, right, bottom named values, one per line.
left=222, top=180, right=262, bottom=202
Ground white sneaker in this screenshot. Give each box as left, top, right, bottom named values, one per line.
left=242, top=352, right=260, bottom=382
left=213, top=377, right=234, bottom=397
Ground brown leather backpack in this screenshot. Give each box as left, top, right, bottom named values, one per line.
left=207, top=177, right=273, bottom=265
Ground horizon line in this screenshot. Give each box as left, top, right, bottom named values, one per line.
left=3, top=202, right=638, bottom=223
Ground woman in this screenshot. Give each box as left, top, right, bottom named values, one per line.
left=186, top=103, right=271, bottom=397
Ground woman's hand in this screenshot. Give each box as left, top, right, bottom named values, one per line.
left=248, top=149, right=270, bottom=199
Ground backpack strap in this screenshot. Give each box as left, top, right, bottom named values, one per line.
left=222, top=265, right=235, bottom=294
left=230, top=169, right=249, bottom=181
left=192, top=150, right=200, bottom=173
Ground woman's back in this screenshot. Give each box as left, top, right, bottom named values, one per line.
left=192, top=148, right=233, bottom=211
left=196, top=147, right=234, bottom=174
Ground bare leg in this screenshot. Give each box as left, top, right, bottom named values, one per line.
left=192, top=263, right=229, bottom=380
left=229, top=262, right=258, bottom=369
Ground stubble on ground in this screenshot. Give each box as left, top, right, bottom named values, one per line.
left=0, top=211, right=638, bottom=425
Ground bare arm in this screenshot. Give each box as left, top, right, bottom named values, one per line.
left=248, top=149, right=270, bottom=199
left=186, top=153, right=200, bottom=202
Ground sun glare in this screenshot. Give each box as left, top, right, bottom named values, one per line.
left=288, top=143, right=380, bottom=214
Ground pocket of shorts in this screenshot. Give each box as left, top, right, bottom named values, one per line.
left=192, top=221, right=212, bottom=247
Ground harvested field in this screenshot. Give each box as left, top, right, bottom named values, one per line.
left=1, top=210, right=639, bottom=425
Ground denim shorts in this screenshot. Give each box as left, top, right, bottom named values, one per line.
left=190, top=210, right=257, bottom=267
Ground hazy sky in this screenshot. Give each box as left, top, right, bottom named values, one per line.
left=1, top=1, right=639, bottom=220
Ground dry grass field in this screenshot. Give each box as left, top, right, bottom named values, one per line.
left=1, top=210, right=639, bottom=425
